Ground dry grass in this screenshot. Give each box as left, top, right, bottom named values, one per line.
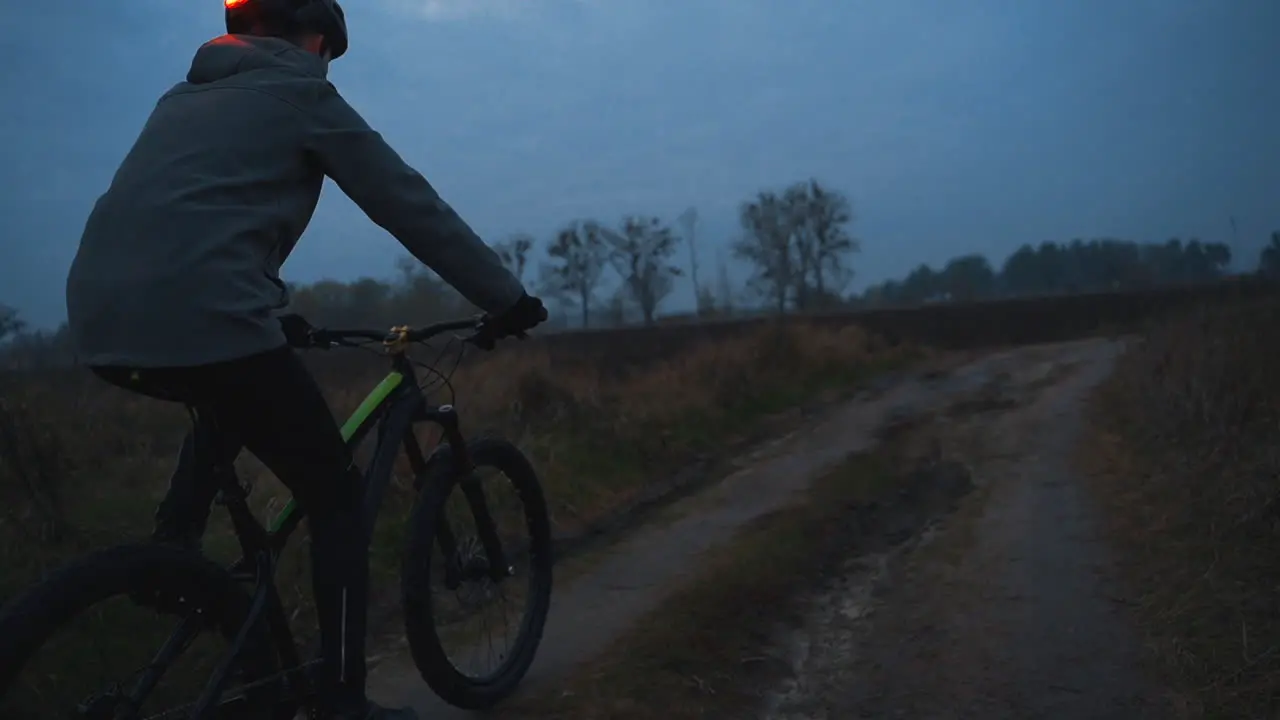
left=1084, top=298, right=1280, bottom=719
left=503, top=447, right=901, bottom=720
left=0, top=321, right=912, bottom=712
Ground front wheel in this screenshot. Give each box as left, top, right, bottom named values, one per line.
left=400, top=435, right=553, bottom=710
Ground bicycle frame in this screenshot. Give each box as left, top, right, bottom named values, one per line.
left=174, top=345, right=510, bottom=720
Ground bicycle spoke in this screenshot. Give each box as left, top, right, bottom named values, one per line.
left=426, top=465, right=533, bottom=680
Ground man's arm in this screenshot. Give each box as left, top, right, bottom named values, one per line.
left=303, top=84, right=525, bottom=314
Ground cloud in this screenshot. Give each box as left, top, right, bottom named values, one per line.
left=2, top=0, right=1278, bottom=328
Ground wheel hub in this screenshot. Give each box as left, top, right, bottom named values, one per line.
left=460, top=553, right=490, bottom=582
left=453, top=537, right=499, bottom=608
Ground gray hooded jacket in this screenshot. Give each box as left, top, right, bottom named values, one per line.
left=66, top=34, right=525, bottom=368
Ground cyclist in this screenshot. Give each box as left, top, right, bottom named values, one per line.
left=63, top=1, right=546, bottom=717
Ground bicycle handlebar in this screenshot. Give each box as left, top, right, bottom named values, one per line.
left=301, top=315, right=522, bottom=351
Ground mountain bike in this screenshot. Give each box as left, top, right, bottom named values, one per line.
left=0, top=316, right=553, bottom=719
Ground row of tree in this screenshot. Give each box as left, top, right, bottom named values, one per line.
left=281, top=177, right=860, bottom=331
left=4, top=182, right=1280, bottom=364
left=511, top=178, right=860, bottom=326
left=861, top=236, right=1239, bottom=307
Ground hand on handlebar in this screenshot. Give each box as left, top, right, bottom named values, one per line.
left=471, top=293, right=548, bottom=350
left=278, top=313, right=315, bottom=348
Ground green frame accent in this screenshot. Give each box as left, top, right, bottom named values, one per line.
left=266, top=372, right=406, bottom=533
left=339, top=372, right=406, bottom=442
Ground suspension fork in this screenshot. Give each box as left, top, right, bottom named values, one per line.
left=411, top=406, right=512, bottom=584
left=404, top=430, right=460, bottom=589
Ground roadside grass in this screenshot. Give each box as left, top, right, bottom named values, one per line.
left=0, top=321, right=914, bottom=717
left=1083, top=298, right=1280, bottom=720
left=503, top=432, right=954, bottom=720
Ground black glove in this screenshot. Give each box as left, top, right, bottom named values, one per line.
left=487, top=293, right=548, bottom=337
left=278, top=313, right=314, bottom=348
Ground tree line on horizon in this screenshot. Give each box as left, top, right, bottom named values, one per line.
left=863, top=236, right=1235, bottom=307
left=3, top=179, right=1280, bottom=366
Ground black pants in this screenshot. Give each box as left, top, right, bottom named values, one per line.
left=94, top=346, right=369, bottom=710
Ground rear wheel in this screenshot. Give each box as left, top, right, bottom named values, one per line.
left=0, top=543, right=285, bottom=719
left=400, top=435, right=553, bottom=710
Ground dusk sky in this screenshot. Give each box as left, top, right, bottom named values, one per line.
left=2, top=0, right=1276, bottom=328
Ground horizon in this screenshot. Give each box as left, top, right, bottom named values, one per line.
left=2, top=0, right=1277, bottom=329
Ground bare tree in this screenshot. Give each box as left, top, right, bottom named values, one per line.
left=602, top=286, right=631, bottom=327
left=734, top=180, right=860, bottom=314
left=494, top=233, right=535, bottom=283
left=0, top=305, right=26, bottom=343
left=1260, top=231, right=1280, bottom=279
left=677, top=207, right=704, bottom=312
left=782, top=183, right=817, bottom=309
left=732, top=191, right=793, bottom=314
left=593, top=216, right=683, bottom=326
left=802, top=179, right=860, bottom=304
left=538, top=221, right=608, bottom=329
left=715, top=249, right=736, bottom=315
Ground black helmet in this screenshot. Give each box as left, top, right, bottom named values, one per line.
left=225, top=0, right=348, bottom=60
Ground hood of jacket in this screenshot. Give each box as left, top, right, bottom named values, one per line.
left=186, top=34, right=328, bottom=85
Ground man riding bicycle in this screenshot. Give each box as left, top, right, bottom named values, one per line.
left=64, top=1, right=546, bottom=717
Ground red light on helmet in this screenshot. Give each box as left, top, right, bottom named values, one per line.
left=225, top=0, right=250, bottom=8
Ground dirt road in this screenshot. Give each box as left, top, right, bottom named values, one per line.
left=368, top=338, right=1161, bottom=718
left=767, top=337, right=1167, bottom=719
